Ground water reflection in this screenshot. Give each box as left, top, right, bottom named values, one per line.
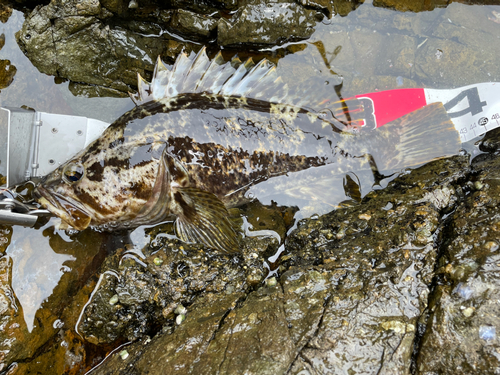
left=6, top=223, right=76, bottom=332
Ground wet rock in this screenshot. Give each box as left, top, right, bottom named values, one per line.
left=0, top=4, right=12, bottom=24
left=90, top=154, right=480, bottom=374
left=0, top=224, right=111, bottom=372
left=479, top=128, right=500, bottom=153
left=280, top=156, right=469, bottom=373
left=0, top=59, right=17, bottom=89
left=298, top=0, right=363, bottom=18
left=169, top=0, right=239, bottom=14
left=374, top=0, right=500, bottom=11
left=415, top=148, right=500, bottom=374
left=76, top=231, right=274, bottom=344
left=373, top=0, right=448, bottom=12
left=15, top=0, right=198, bottom=96
left=0, top=256, right=28, bottom=373
left=100, top=0, right=128, bottom=15
left=298, top=3, right=500, bottom=96
left=193, top=284, right=295, bottom=374
left=169, top=9, right=218, bottom=40
left=217, top=0, right=322, bottom=47
left=89, top=292, right=245, bottom=374
left=412, top=4, right=500, bottom=86
left=332, top=0, right=364, bottom=16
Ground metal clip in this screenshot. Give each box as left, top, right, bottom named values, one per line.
left=0, top=196, right=52, bottom=227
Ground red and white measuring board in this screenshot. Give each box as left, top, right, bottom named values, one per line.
left=355, top=82, right=500, bottom=143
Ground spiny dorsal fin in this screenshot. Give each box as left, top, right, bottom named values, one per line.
left=130, top=47, right=284, bottom=106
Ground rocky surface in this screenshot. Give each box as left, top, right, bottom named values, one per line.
left=415, top=150, right=500, bottom=373
left=13, top=0, right=334, bottom=97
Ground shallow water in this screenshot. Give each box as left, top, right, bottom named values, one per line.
left=0, top=1, right=499, bottom=372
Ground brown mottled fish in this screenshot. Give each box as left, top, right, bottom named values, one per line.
left=33, top=48, right=460, bottom=252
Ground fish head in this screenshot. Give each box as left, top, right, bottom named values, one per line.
left=33, top=135, right=170, bottom=231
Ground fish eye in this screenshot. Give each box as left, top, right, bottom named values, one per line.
left=62, top=162, right=85, bottom=184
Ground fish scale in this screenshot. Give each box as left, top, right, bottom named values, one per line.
left=33, top=47, right=461, bottom=252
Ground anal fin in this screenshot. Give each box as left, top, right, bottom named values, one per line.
left=172, top=187, right=239, bottom=253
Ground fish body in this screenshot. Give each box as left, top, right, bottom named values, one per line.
left=33, top=48, right=461, bottom=252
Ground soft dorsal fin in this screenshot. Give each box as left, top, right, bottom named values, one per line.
left=129, top=47, right=285, bottom=106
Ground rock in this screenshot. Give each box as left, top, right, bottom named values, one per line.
left=76, top=221, right=276, bottom=344
left=374, top=0, right=500, bottom=12
left=279, top=156, right=468, bottom=374
left=415, top=148, right=500, bottom=374
left=0, top=223, right=113, bottom=372
left=217, top=0, right=322, bottom=47
left=169, top=0, right=239, bottom=14
left=373, top=0, right=448, bottom=12
left=88, top=292, right=245, bottom=374
left=169, top=9, right=218, bottom=40
left=0, top=59, right=17, bottom=89
left=88, top=153, right=480, bottom=374
left=282, top=3, right=500, bottom=97
left=15, top=0, right=198, bottom=96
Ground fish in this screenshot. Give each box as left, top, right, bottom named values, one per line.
left=33, top=47, right=461, bottom=252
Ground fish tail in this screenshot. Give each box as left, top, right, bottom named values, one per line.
left=372, top=102, right=461, bottom=171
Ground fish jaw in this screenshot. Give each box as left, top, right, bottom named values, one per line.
left=34, top=186, right=92, bottom=230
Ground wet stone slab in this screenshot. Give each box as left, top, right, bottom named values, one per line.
left=281, top=156, right=469, bottom=374
left=415, top=132, right=500, bottom=374
left=217, top=0, right=322, bottom=47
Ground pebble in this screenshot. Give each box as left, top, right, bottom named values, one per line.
left=266, top=277, right=277, bottom=287
left=174, top=305, right=187, bottom=315
left=119, top=350, right=129, bottom=360
left=484, top=241, right=499, bottom=252
left=154, top=257, right=163, bottom=266
left=109, top=295, right=119, bottom=305
left=462, top=307, right=475, bottom=317
left=176, top=314, right=186, bottom=325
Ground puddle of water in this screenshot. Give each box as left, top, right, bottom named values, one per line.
left=6, top=223, right=76, bottom=332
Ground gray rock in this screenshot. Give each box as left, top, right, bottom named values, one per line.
left=415, top=134, right=500, bottom=374
left=15, top=0, right=197, bottom=97
left=169, top=9, right=218, bottom=40
left=218, top=0, right=321, bottom=47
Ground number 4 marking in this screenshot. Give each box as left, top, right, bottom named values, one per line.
left=444, top=87, right=487, bottom=118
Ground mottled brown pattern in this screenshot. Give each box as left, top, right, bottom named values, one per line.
left=34, top=91, right=459, bottom=242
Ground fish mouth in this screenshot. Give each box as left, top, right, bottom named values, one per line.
left=33, top=185, right=92, bottom=231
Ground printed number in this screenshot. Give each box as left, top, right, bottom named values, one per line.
left=470, top=123, right=476, bottom=130
left=459, top=127, right=468, bottom=134
left=444, top=87, right=487, bottom=118
left=358, top=98, right=377, bottom=129
left=492, top=113, right=500, bottom=120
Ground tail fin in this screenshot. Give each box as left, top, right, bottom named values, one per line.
left=373, top=102, right=461, bottom=171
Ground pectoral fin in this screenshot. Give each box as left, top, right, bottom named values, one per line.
left=172, top=187, right=239, bottom=253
